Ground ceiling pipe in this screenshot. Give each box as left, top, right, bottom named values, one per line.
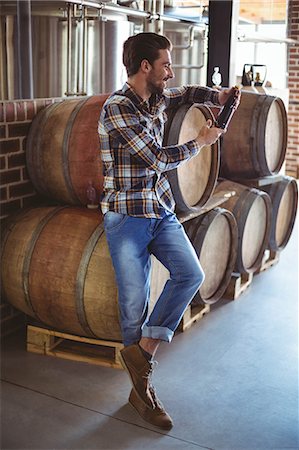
left=65, top=0, right=203, bottom=25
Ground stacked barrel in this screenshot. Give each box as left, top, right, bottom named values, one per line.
left=151, top=90, right=298, bottom=307
left=218, top=91, right=298, bottom=260
left=1, top=90, right=298, bottom=344
left=1, top=94, right=127, bottom=341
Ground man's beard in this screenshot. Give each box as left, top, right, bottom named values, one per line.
left=147, top=79, right=165, bottom=96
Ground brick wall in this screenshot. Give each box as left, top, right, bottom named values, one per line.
left=0, top=98, right=64, bottom=221
left=286, top=0, right=299, bottom=178
left=0, top=97, right=64, bottom=336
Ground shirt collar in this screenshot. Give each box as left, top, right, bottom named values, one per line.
left=121, top=82, right=165, bottom=116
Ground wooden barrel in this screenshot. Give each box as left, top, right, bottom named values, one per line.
left=164, top=103, right=220, bottom=214
left=1, top=206, right=122, bottom=341
left=214, top=180, right=272, bottom=273
left=220, top=91, right=288, bottom=179
left=26, top=94, right=109, bottom=205
left=185, top=208, right=238, bottom=304
left=149, top=208, right=237, bottom=306
left=262, top=176, right=298, bottom=251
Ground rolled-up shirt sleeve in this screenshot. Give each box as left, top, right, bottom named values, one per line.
left=104, top=102, right=200, bottom=173
left=164, top=85, right=221, bottom=109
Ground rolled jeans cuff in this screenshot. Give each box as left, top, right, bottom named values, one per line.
left=141, top=325, right=174, bottom=343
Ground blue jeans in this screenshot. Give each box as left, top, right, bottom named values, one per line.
left=104, top=211, right=205, bottom=346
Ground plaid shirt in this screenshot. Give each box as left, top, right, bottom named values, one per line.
left=98, top=82, right=220, bottom=218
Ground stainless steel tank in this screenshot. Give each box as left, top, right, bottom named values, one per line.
left=164, top=22, right=207, bottom=87
left=86, top=15, right=133, bottom=94
left=0, top=1, right=133, bottom=100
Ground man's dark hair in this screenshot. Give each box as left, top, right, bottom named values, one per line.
left=123, top=32, right=172, bottom=77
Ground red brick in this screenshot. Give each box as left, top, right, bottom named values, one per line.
left=0, top=199, right=22, bottom=217
left=22, top=166, right=30, bottom=181
left=0, top=187, right=7, bottom=201
left=5, top=103, right=16, bottom=122
left=0, top=126, right=5, bottom=139
left=25, top=101, right=36, bottom=120
left=0, top=139, right=21, bottom=154
left=0, top=168, right=22, bottom=184
left=8, top=122, right=31, bottom=138
left=16, top=103, right=26, bottom=121
left=0, top=156, right=6, bottom=170
left=7, top=152, right=26, bottom=169
left=9, top=181, right=35, bottom=198
left=22, top=137, right=27, bottom=152
left=0, top=103, right=4, bottom=123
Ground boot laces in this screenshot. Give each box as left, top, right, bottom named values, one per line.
left=142, top=360, right=157, bottom=381
left=149, top=385, right=166, bottom=412
left=142, top=361, right=165, bottom=412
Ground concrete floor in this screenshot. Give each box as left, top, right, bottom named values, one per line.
left=1, top=219, right=298, bottom=450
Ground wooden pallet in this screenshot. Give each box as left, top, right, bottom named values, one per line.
left=27, top=303, right=211, bottom=367
left=223, top=271, right=253, bottom=300
left=27, top=325, right=124, bottom=369
left=178, top=303, right=210, bottom=332
left=256, top=249, right=280, bottom=273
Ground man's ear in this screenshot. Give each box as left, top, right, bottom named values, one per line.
left=140, top=59, right=151, bottom=73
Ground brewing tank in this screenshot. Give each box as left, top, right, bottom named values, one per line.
left=0, top=1, right=133, bottom=99
left=86, top=17, right=133, bottom=94
left=164, top=22, right=207, bottom=87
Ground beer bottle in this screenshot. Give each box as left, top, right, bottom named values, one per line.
left=216, top=87, right=239, bottom=130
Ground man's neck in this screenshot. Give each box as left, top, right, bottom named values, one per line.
left=127, top=76, right=151, bottom=101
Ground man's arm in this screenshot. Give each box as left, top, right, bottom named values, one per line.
left=164, top=85, right=221, bottom=109
left=164, top=85, right=240, bottom=109
left=102, top=102, right=223, bottom=173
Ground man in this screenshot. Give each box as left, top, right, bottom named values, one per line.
left=98, top=32, right=238, bottom=429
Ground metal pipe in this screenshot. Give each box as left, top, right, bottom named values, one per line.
left=76, top=4, right=88, bottom=95
left=76, top=11, right=81, bottom=95
left=81, top=6, right=88, bottom=95
left=16, top=0, right=33, bottom=99
left=100, top=17, right=106, bottom=92
left=66, top=3, right=75, bottom=96
left=172, top=64, right=204, bottom=69
left=143, top=1, right=155, bottom=32
left=156, top=0, right=164, bottom=35
left=64, top=0, right=202, bottom=25
left=172, top=26, right=196, bottom=50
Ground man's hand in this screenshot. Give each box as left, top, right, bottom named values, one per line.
left=195, top=119, right=224, bottom=147
left=218, top=87, right=241, bottom=108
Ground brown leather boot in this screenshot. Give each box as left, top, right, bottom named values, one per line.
left=129, top=388, right=173, bottom=430
left=119, top=344, right=155, bottom=408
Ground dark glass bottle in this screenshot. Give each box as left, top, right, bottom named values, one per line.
left=216, top=87, right=239, bottom=130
